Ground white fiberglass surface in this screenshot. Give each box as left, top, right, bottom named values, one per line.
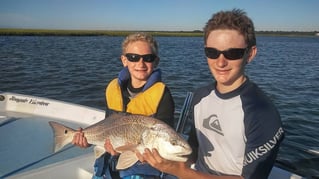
left=0, top=113, right=93, bottom=178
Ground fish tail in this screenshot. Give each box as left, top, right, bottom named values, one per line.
left=48, top=121, right=76, bottom=152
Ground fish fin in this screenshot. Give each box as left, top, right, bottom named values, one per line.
left=48, top=121, right=76, bottom=152
left=116, top=151, right=138, bottom=170
left=94, top=146, right=106, bottom=159
left=115, top=144, right=138, bottom=153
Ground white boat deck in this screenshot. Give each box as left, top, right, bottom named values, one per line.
left=0, top=113, right=94, bottom=177
left=0, top=92, right=104, bottom=178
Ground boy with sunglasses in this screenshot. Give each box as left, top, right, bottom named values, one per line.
left=72, top=32, right=175, bottom=179
left=138, top=9, right=284, bottom=179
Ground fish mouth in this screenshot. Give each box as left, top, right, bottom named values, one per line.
left=179, top=153, right=192, bottom=158
left=171, top=153, right=192, bottom=162
left=171, top=149, right=192, bottom=159
left=177, top=146, right=192, bottom=155
left=181, top=151, right=192, bottom=156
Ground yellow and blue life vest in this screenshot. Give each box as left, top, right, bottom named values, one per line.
left=105, top=67, right=165, bottom=116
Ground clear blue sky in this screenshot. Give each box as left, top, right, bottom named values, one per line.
left=1, top=0, right=318, bottom=31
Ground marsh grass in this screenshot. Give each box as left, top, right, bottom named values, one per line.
left=0, top=29, right=203, bottom=37
left=0, top=29, right=316, bottom=37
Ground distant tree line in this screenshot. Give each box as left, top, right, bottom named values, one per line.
left=0, top=29, right=317, bottom=37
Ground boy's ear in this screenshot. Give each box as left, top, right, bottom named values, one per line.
left=154, top=57, right=160, bottom=68
left=121, top=55, right=128, bottom=67
left=246, top=46, right=257, bottom=64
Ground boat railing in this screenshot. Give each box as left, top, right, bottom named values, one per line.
left=175, top=91, right=193, bottom=134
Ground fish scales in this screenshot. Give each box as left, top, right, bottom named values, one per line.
left=83, top=114, right=156, bottom=146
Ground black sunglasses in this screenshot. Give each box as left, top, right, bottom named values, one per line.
left=204, top=47, right=247, bottom=60
left=125, top=53, right=157, bottom=63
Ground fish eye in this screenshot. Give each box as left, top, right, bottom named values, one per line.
left=64, top=130, right=68, bottom=134
left=170, top=139, right=177, bottom=146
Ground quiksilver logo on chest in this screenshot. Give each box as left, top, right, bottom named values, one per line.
left=203, top=114, right=224, bottom=136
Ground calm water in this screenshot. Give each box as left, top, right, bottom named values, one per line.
left=1, top=35, right=319, bottom=176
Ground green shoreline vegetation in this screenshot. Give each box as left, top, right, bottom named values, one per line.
left=0, top=28, right=318, bottom=37
left=0, top=29, right=203, bottom=37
